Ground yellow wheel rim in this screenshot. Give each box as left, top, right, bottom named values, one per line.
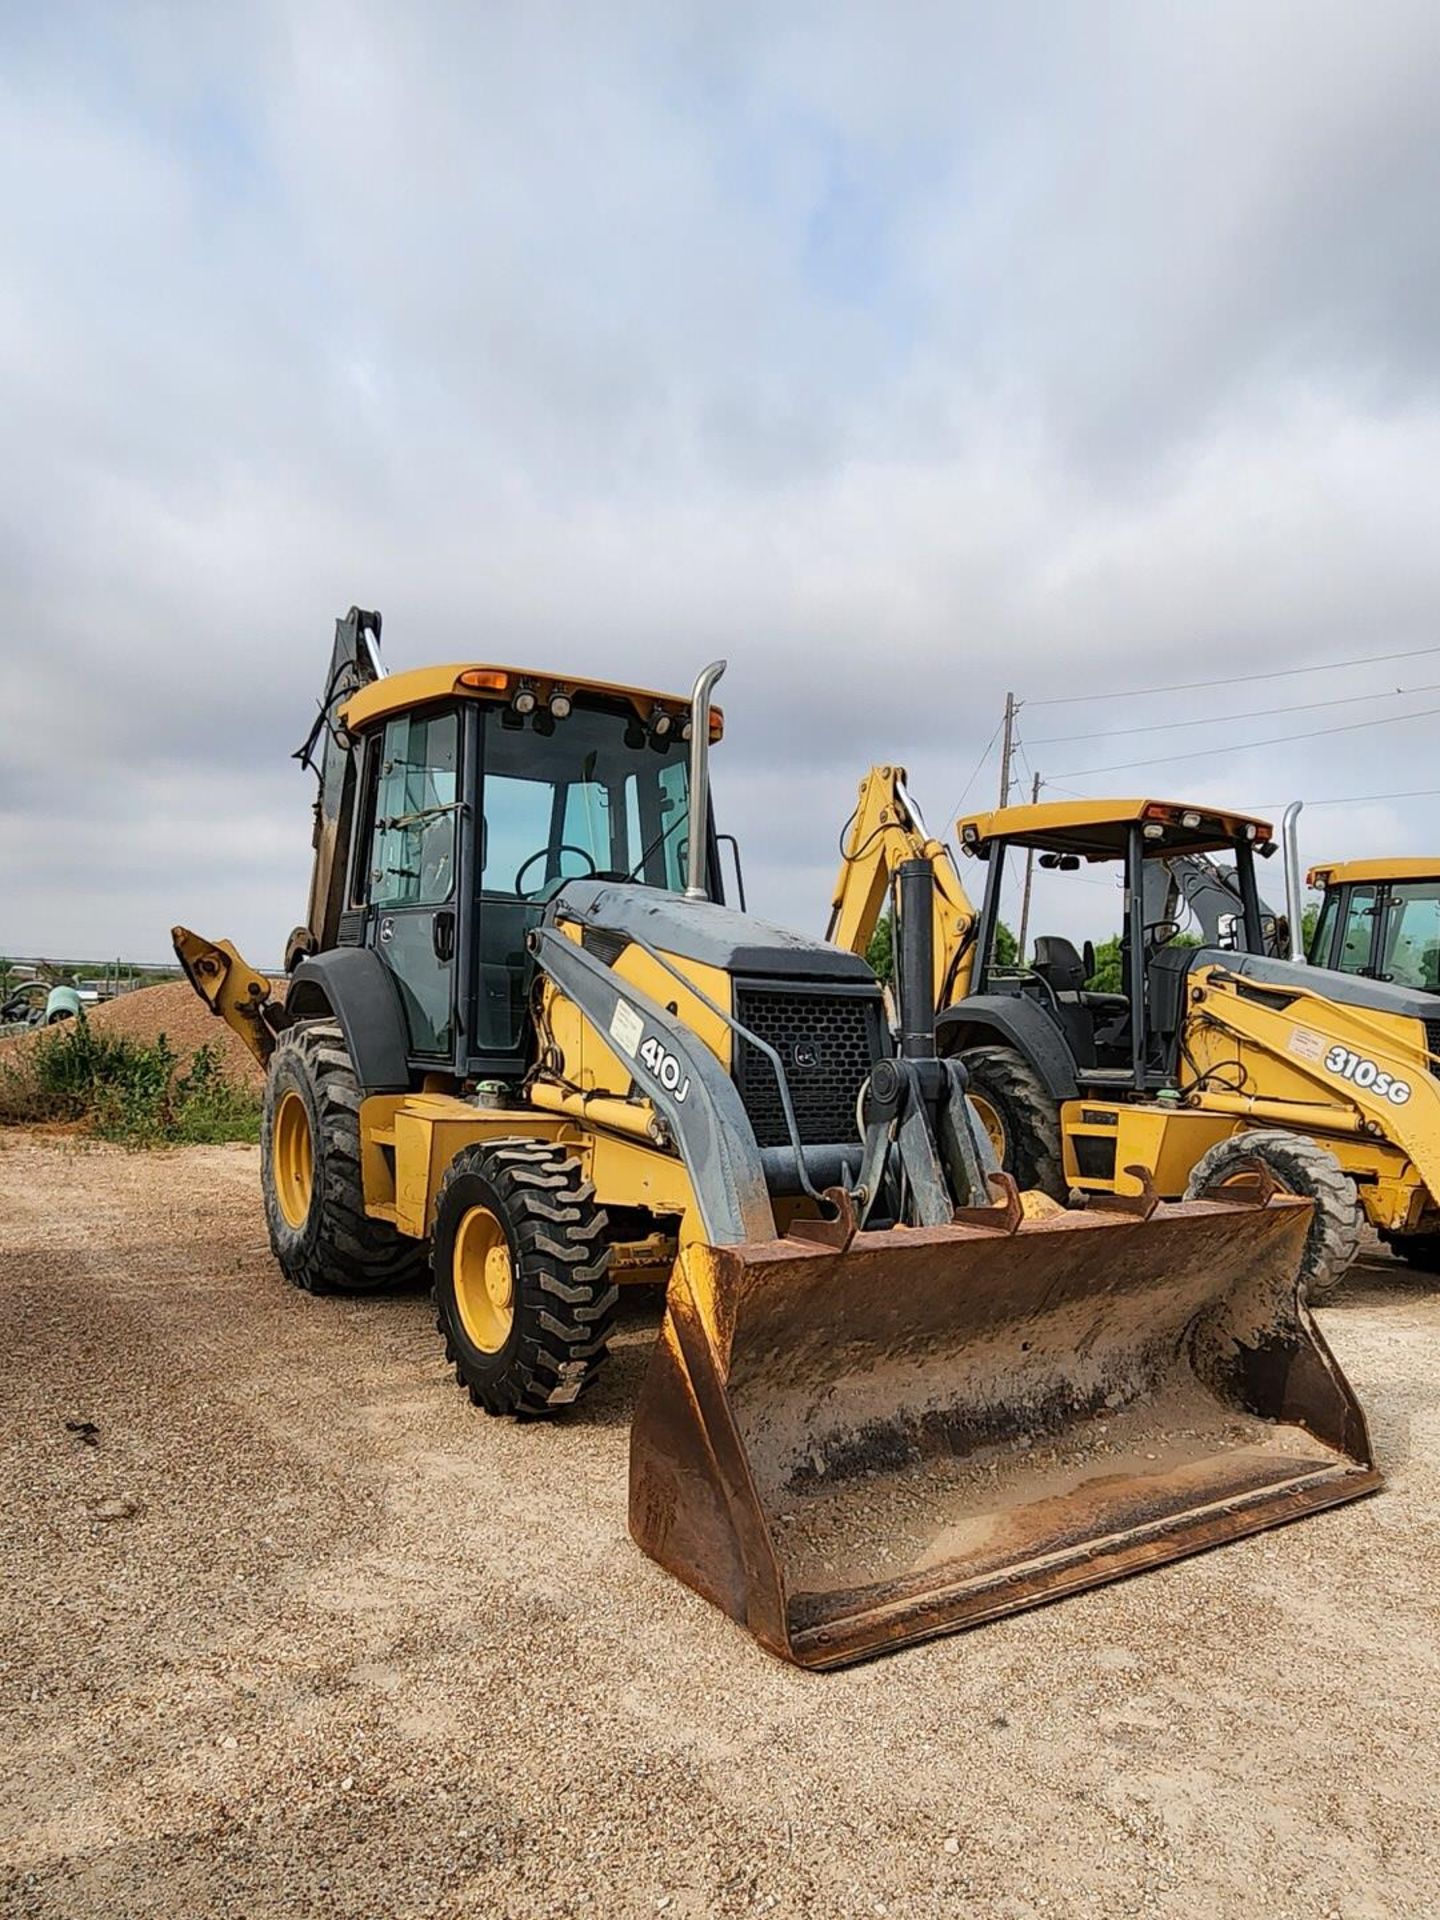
left=970, top=1092, right=1007, bottom=1165
left=273, top=1089, right=315, bottom=1229
left=453, top=1206, right=515, bottom=1354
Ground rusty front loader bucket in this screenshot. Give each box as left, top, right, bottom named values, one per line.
left=629, top=1195, right=1379, bottom=1669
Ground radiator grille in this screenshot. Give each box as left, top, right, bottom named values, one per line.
left=1425, top=1019, right=1440, bottom=1073
left=733, top=984, right=881, bottom=1148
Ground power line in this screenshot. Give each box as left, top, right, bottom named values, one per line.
left=1051, top=703, right=1440, bottom=781
left=945, top=714, right=1006, bottom=821
left=1026, top=643, right=1440, bottom=709
left=1028, top=679, right=1440, bottom=747
left=1246, top=785, right=1440, bottom=811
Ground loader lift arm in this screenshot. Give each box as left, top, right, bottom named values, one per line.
left=827, top=765, right=980, bottom=1007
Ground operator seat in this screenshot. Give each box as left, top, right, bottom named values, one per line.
left=1032, top=936, right=1129, bottom=1017
left=1030, top=934, right=1130, bottom=1069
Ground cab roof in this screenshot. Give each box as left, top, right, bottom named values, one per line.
left=1307, top=856, right=1440, bottom=888
left=956, top=796, right=1273, bottom=861
left=340, top=664, right=722, bottom=737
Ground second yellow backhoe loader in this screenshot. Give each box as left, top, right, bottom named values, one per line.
left=173, top=626, right=1377, bottom=1668
left=831, top=765, right=1440, bottom=1296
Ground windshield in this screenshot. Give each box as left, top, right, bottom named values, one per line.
left=1379, top=880, right=1440, bottom=991
left=481, top=703, right=692, bottom=898
left=474, top=702, right=697, bottom=1053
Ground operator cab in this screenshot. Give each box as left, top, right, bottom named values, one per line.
left=955, top=798, right=1276, bottom=1091
left=337, top=663, right=731, bottom=1079
left=1307, top=858, right=1440, bottom=994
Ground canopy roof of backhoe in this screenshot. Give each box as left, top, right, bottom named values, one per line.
left=341, top=664, right=723, bottom=737
left=1307, top=856, right=1440, bottom=888
left=957, top=797, right=1272, bottom=861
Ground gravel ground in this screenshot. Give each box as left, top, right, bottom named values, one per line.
left=2, top=1130, right=1438, bottom=1920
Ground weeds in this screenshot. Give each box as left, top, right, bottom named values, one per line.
left=0, top=1018, right=261, bottom=1146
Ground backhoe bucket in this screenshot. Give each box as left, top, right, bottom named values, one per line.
left=629, top=1195, right=1378, bottom=1668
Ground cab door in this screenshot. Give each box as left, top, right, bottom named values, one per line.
left=363, top=706, right=462, bottom=1060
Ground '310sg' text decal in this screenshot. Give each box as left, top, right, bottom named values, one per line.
left=1324, top=1044, right=1411, bottom=1105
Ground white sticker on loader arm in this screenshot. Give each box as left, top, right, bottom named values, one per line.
left=1288, top=1025, right=1326, bottom=1064
left=609, top=998, right=644, bottom=1058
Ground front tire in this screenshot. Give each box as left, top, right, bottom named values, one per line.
left=261, top=1020, right=427, bottom=1294
left=956, top=1044, right=1066, bottom=1199
left=433, top=1140, right=617, bottom=1416
left=1184, top=1130, right=1362, bottom=1304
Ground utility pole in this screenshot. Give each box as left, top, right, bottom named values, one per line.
left=998, top=692, right=1018, bottom=807
left=1017, top=770, right=1042, bottom=964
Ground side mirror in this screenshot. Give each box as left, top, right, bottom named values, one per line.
left=1083, top=939, right=1096, bottom=981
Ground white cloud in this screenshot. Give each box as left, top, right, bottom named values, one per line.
left=3, top=1, right=1439, bottom=963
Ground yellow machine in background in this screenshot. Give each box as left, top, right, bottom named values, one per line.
left=173, top=623, right=1378, bottom=1667
left=1307, top=857, right=1440, bottom=994
left=832, top=765, right=1440, bottom=1295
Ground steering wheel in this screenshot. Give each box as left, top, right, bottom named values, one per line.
left=1143, top=918, right=1181, bottom=953
left=513, top=844, right=598, bottom=899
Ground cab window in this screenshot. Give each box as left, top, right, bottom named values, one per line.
left=1338, top=885, right=1378, bottom=975
left=1380, top=882, right=1440, bottom=991
left=1308, top=893, right=1338, bottom=968
left=368, top=709, right=459, bottom=908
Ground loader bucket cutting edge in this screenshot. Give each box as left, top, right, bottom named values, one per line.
left=628, top=1195, right=1379, bottom=1669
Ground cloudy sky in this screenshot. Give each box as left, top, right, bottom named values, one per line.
left=4, top=1, right=1440, bottom=962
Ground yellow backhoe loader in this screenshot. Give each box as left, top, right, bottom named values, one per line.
left=173, top=622, right=1377, bottom=1667
left=831, top=765, right=1440, bottom=1296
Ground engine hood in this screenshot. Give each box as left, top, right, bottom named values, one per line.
left=548, top=880, right=877, bottom=984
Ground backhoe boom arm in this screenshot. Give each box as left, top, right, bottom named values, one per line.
left=827, top=765, right=979, bottom=1009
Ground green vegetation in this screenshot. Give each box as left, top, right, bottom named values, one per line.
left=0, top=1019, right=260, bottom=1147
left=866, top=913, right=1016, bottom=985
left=1085, top=931, right=1202, bottom=994
left=1085, top=934, right=1124, bottom=994
left=865, top=915, right=893, bottom=982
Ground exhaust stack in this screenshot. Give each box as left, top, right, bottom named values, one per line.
left=685, top=659, right=727, bottom=901
left=1282, top=801, right=1306, bottom=962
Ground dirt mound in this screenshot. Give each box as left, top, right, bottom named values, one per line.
left=3, top=981, right=264, bottom=1084
left=90, top=981, right=265, bottom=1082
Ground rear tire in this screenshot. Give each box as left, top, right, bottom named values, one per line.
left=433, top=1140, right=617, bottom=1416
left=1184, top=1130, right=1361, bottom=1304
left=955, top=1045, right=1066, bottom=1200
left=261, top=1020, right=426, bottom=1294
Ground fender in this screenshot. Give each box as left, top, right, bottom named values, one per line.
left=286, top=948, right=412, bottom=1093
left=934, top=992, right=1079, bottom=1101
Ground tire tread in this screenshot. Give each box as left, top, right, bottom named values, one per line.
left=262, top=1020, right=426, bottom=1295
left=1184, top=1129, right=1362, bottom=1302
left=433, top=1140, right=616, bottom=1416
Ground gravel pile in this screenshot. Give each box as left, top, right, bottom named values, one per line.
left=2, top=1133, right=1438, bottom=1918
